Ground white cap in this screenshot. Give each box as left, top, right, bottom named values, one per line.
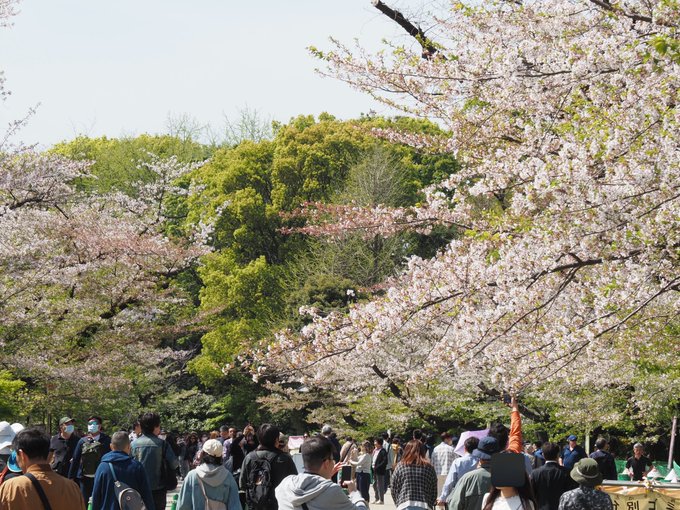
left=202, top=439, right=223, bottom=457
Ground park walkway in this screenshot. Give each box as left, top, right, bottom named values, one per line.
left=166, top=480, right=398, bottom=509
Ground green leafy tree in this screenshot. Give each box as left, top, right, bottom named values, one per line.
left=0, top=371, right=25, bottom=420
left=52, top=134, right=210, bottom=193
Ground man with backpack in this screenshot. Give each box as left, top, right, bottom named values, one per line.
left=91, top=431, right=154, bottom=510
left=0, top=428, right=85, bottom=510
left=131, top=412, right=178, bottom=510
left=240, top=423, right=298, bottom=510
left=68, top=415, right=112, bottom=506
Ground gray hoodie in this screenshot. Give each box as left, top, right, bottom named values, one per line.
left=196, top=463, right=229, bottom=486
left=275, top=472, right=367, bottom=510
left=177, top=463, right=241, bottom=510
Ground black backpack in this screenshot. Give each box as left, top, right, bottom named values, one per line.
left=245, top=451, right=280, bottom=510
left=81, top=439, right=104, bottom=477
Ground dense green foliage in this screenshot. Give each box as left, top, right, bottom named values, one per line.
left=4, top=114, right=671, bottom=449
left=1, top=115, right=460, bottom=435
left=52, top=134, right=210, bottom=193
left=184, top=114, right=458, bottom=388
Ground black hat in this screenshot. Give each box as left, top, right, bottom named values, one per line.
left=472, top=436, right=500, bottom=460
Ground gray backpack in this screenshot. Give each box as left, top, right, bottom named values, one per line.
left=106, top=462, right=147, bottom=510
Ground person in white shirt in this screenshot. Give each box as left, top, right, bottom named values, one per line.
left=481, top=453, right=537, bottom=510
left=349, top=441, right=373, bottom=502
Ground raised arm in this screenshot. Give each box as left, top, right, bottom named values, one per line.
left=507, top=396, right=523, bottom=453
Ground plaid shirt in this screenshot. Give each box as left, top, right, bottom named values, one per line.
left=431, top=442, right=457, bottom=476
left=391, top=463, right=437, bottom=509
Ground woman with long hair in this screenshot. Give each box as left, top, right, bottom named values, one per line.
left=349, top=440, right=373, bottom=502
left=391, top=439, right=437, bottom=510
left=481, top=473, right=536, bottom=510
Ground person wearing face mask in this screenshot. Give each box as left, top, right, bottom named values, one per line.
left=68, top=415, right=111, bottom=506
left=48, top=417, right=80, bottom=478
left=0, top=428, right=85, bottom=510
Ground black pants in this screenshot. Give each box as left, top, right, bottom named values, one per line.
left=79, top=477, right=94, bottom=506
left=152, top=489, right=167, bottom=510
left=357, top=472, right=371, bottom=501
left=373, top=473, right=385, bottom=502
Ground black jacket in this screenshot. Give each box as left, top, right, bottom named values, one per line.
left=590, top=450, right=618, bottom=480
left=240, top=448, right=298, bottom=509
left=373, top=447, right=388, bottom=475
left=529, top=461, right=576, bottom=510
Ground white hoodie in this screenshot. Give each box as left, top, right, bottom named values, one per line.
left=275, top=472, right=367, bottom=510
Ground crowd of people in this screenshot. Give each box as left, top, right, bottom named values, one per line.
left=0, top=399, right=669, bottom=510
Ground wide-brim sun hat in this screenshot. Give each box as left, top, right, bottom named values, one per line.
left=7, top=450, right=21, bottom=473
left=571, top=458, right=603, bottom=487
left=0, top=421, right=15, bottom=452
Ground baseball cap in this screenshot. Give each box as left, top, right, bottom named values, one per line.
left=202, top=439, right=223, bottom=457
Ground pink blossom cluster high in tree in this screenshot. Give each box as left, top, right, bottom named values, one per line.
left=254, top=0, right=680, bottom=429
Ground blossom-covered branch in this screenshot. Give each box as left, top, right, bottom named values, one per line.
left=254, top=0, right=680, bottom=423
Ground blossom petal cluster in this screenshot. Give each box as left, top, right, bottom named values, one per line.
left=254, top=0, right=680, bottom=423
left=0, top=149, right=209, bottom=401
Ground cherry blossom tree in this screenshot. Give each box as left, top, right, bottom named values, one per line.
left=0, top=149, right=209, bottom=416
left=0, top=2, right=215, bottom=421
left=254, top=0, right=680, bottom=431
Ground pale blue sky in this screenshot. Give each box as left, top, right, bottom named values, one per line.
left=0, top=1, right=422, bottom=147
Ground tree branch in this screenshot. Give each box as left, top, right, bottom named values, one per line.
left=371, top=0, right=439, bottom=59
left=587, top=0, right=656, bottom=24
left=477, top=383, right=549, bottom=422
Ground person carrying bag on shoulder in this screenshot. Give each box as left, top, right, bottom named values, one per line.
left=0, top=428, right=85, bottom=510
left=131, top=412, right=178, bottom=510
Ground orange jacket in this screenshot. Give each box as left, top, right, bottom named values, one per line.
left=507, top=410, right=523, bottom=453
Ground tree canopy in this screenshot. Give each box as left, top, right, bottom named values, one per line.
left=254, top=0, right=680, bottom=437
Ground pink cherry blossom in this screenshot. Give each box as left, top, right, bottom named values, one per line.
left=254, top=0, right=680, bottom=426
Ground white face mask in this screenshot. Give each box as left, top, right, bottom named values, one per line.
left=64, top=424, right=75, bottom=434
left=87, top=423, right=100, bottom=434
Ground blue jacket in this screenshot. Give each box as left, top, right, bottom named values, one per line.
left=68, top=433, right=112, bottom=480
left=91, top=450, right=155, bottom=510
left=177, top=463, right=241, bottom=510
left=131, top=433, right=178, bottom=491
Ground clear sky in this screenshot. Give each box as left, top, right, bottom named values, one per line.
left=0, top=1, right=420, bottom=147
